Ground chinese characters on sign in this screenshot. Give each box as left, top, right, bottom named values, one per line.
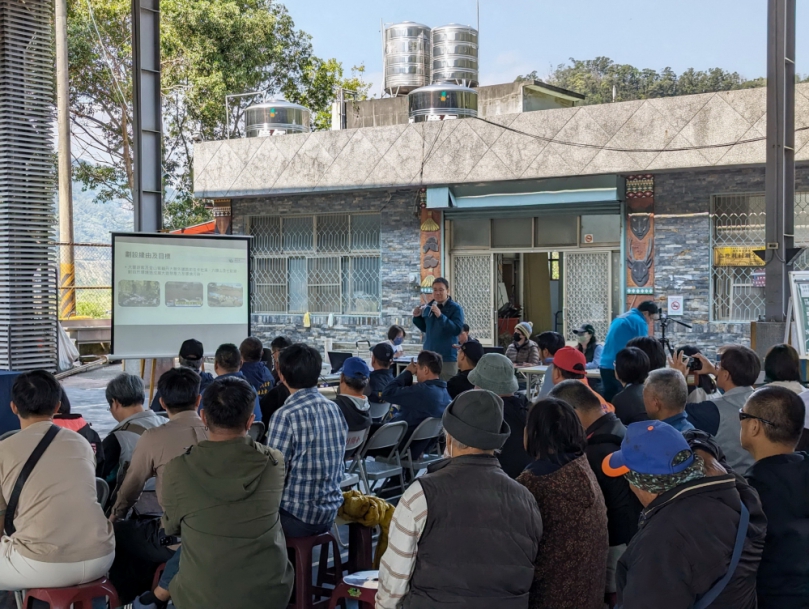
left=713, top=247, right=765, bottom=267
left=125, top=251, right=171, bottom=260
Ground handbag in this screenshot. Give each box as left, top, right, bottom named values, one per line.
left=4, top=425, right=60, bottom=535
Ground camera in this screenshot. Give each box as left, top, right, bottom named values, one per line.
left=687, top=356, right=702, bottom=372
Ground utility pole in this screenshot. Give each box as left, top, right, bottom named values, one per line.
left=56, top=0, right=75, bottom=319
left=764, top=0, right=796, bottom=321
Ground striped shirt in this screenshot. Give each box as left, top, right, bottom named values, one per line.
left=376, top=481, right=429, bottom=609
left=266, top=387, right=347, bottom=525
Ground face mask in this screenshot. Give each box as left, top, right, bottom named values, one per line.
left=393, top=337, right=403, bottom=346
left=513, top=333, right=522, bottom=343
left=576, top=333, right=590, bottom=345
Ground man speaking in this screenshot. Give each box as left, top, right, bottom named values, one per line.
left=412, top=277, right=465, bottom=381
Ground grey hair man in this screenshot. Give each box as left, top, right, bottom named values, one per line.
left=643, top=368, right=694, bottom=433
left=99, top=373, right=167, bottom=488
left=376, top=390, right=543, bottom=609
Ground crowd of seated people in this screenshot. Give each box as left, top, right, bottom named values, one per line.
left=6, top=327, right=809, bottom=609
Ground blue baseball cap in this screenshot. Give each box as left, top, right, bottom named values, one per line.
left=603, top=420, right=694, bottom=477
left=342, top=357, right=370, bottom=379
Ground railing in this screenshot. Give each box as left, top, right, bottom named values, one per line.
left=57, top=243, right=112, bottom=320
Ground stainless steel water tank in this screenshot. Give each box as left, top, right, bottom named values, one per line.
left=408, top=83, right=478, bottom=123
left=383, top=22, right=431, bottom=96
left=245, top=101, right=311, bottom=137
left=431, top=24, right=479, bottom=87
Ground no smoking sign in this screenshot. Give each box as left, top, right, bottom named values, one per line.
left=668, top=295, right=684, bottom=317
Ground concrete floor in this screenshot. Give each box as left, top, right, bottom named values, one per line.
left=61, top=363, right=123, bottom=436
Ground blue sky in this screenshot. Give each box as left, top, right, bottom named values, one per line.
left=285, top=0, right=808, bottom=94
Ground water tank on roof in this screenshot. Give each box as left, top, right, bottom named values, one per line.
left=245, top=101, right=311, bottom=137
left=408, top=83, right=478, bottom=123
left=431, top=24, right=479, bottom=87
left=383, top=22, right=432, bottom=96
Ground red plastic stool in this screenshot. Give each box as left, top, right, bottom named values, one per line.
left=287, top=532, right=342, bottom=609
left=327, top=583, right=376, bottom=609
left=152, top=562, right=167, bottom=592
left=23, top=577, right=120, bottom=609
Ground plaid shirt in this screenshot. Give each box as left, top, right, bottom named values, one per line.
left=266, top=387, right=348, bottom=525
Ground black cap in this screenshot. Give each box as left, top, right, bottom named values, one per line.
left=459, top=339, right=485, bottom=364
left=572, top=324, right=596, bottom=335
left=179, top=339, right=204, bottom=361
left=371, top=342, right=395, bottom=364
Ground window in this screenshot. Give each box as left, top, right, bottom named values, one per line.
left=549, top=251, right=560, bottom=280
left=711, top=192, right=809, bottom=321
left=249, top=213, right=381, bottom=314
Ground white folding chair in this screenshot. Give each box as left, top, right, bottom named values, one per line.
left=379, top=417, right=444, bottom=480
left=248, top=421, right=265, bottom=442
left=369, top=401, right=392, bottom=422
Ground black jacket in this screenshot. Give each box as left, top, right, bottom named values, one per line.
left=612, top=384, right=648, bottom=426
left=584, top=413, right=642, bottom=546
left=259, top=383, right=290, bottom=426
left=616, top=474, right=766, bottom=609
left=333, top=395, right=372, bottom=433
left=446, top=369, right=474, bottom=400
left=368, top=368, right=394, bottom=404
left=498, top=394, right=532, bottom=479
left=745, top=452, right=809, bottom=609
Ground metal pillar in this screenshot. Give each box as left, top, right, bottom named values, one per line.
left=764, top=0, right=796, bottom=321
left=132, top=0, right=162, bottom=232
left=56, top=0, right=75, bottom=319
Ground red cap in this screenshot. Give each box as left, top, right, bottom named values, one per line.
left=553, top=346, right=587, bottom=374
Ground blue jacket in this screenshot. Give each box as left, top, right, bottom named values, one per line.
left=413, top=297, right=465, bottom=362
left=151, top=369, right=214, bottom=412
left=381, top=371, right=451, bottom=428
left=239, top=361, right=275, bottom=397
left=600, top=308, right=650, bottom=370
left=201, top=371, right=263, bottom=422
left=368, top=368, right=395, bottom=403
left=662, top=411, right=695, bottom=433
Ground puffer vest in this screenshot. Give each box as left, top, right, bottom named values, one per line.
left=403, top=454, right=543, bottom=609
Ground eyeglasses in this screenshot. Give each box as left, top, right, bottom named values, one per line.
left=738, top=408, right=777, bottom=427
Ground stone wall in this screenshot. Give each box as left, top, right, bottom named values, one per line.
left=232, top=188, right=424, bottom=348
left=653, top=165, right=809, bottom=357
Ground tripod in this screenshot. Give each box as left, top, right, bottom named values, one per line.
left=658, top=315, right=692, bottom=356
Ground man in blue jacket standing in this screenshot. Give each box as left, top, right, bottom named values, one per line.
left=600, top=301, right=659, bottom=402
left=412, top=277, right=465, bottom=381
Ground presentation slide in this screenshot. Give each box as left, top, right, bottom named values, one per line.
left=112, top=233, right=250, bottom=358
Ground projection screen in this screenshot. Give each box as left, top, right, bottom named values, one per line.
left=111, top=233, right=250, bottom=358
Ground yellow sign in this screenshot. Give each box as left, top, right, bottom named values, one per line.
left=713, top=247, right=765, bottom=267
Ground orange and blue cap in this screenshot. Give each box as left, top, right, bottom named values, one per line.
left=602, top=420, right=694, bottom=477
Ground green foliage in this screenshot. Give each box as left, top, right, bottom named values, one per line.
left=68, top=0, right=353, bottom=229
left=517, top=57, right=766, bottom=105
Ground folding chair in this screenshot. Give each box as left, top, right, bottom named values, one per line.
left=348, top=421, right=407, bottom=495
left=95, top=478, right=110, bottom=507
left=368, top=401, right=392, bottom=422
left=341, top=427, right=369, bottom=490
left=248, top=420, right=265, bottom=442
left=355, top=340, right=371, bottom=357
left=0, top=430, right=18, bottom=441
left=378, top=417, right=444, bottom=480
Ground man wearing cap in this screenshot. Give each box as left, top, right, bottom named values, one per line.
left=506, top=321, right=540, bottom=367
left=368, top=343, right=395, bottom=404
left=447, top=339, right=484, bottom=399
left=600, top=301, right=660, bottom=402
left=468, top=353, right=531, bottom=478
left=376, top=390, right=543, bottom=609
left=551, top=346, right=613, bottom=412
left=573, top=323, right=604, bottom=370
left=603, top=421, right=766, bottom=608
left=333, top=357, right=372, bottom=433
left=150, top=339, right=214, bottom=412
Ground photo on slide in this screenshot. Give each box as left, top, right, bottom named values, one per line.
left=118, top=280, right=160, bottom=307
left=207, top=282, right=244, bottom=307
left=165, top=281, right=203, bottom=307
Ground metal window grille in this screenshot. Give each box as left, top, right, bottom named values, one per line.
left=58, top=243, right=113, bottom=319
left=711, top=193, right=809, bottom=322
left=248, top=213, right=381, bottom=314
left=563, top=252, right=612, bottom=340
left=452, top=255, right=493, bottom=343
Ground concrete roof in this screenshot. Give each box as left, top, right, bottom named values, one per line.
left=193, top=83, right=809, bottom=199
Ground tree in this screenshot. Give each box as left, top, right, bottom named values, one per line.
left=68, top=0, right=351, bottom=229
left=534, top=57, right=766, bottom=105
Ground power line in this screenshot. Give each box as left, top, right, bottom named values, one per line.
left=476, top=117, right=809, bottom=154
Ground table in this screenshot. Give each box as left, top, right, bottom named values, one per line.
left=518, top=365, right=601, bottom=401
left=393, top=357, right=414, bottom=376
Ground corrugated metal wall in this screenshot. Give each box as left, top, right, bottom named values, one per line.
left=0, top=0, right=57, bottom=370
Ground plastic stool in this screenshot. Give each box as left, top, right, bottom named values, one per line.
left=152, top=562, right=167, bottom=592
left=287, top=532, right=342, bottom=609
left=327, top=582, right=376, bottom=609
left=24, top=577, right=120, bottom=609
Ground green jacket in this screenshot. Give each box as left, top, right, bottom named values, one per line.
left=162, top=437, right=293, bottom=609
